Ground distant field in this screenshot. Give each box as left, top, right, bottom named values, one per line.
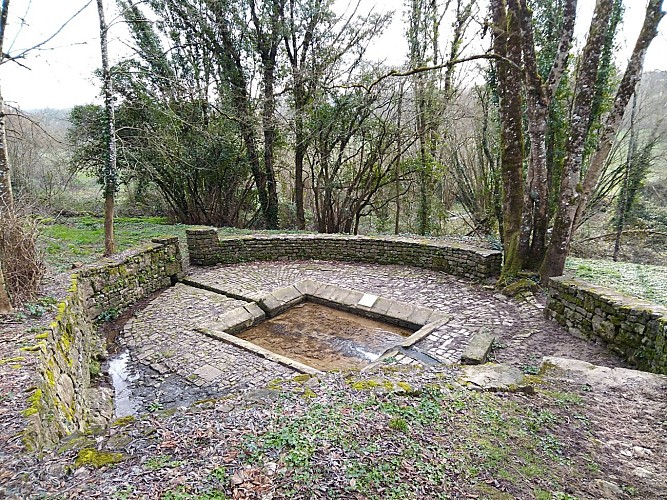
left=565, top=257, right=667, bottom=306
left=38, top=216, right=667, bottom=306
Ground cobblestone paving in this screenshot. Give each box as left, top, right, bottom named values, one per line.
left=116, top=284, right=295, bottom=412
left=118, top=260, right=626, bottom=413
left=188, top=261, right=626, bottom=369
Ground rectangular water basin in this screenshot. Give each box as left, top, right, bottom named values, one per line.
left=235, top=301, right=414, bottom=371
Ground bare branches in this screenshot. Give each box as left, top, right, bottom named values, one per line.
left=1, top=1, right=94, bottom=66
left=350, top=53, right=519, bottom=94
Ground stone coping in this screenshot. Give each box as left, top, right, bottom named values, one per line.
left=194, top=279, right=449, bottom=373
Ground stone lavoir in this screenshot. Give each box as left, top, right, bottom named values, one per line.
left=21, top=229, right=667, bottom=452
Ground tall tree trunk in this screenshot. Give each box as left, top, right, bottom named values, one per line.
left=0, top=260, right=11, bottom=314
left=513, top=0, right=576, bottom=269
left=540, top=0, right=664, bottom=280
left=0, top=1, right=13, bottom=213
left=613, top=92, right=638, bottom=261
left=573, top=0, right=665, bottom=231
left=261, top=63, right=279, bottom=229
left=0, top=90, right=13, bottom=211
left=97, top=0, right=116, bottom=256
left=250, top=0, right=281, bottom=230
left=492, top=0, right=525, bottom=283
left=394, top=81, right=405, bottom=235
left=539, top=0, right=612, bottom=281
left=294, top=107, right=306, bottom=229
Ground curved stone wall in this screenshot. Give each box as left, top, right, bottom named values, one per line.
left=546, top=277, right=667, bottom=374
left=186, top=229, right=502, bottom=281
left=22, top=237, right=183, bottom=450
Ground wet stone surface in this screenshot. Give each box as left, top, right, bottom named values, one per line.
left=111, top=283, right=294, bottom=415
left=113, top=260, right=626, bottom=414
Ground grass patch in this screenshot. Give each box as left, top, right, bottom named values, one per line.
left=566, top=257, right=667, bottom=306
left=238, top=385, right=592, bottom=499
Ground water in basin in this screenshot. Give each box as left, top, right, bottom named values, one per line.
left=236, top=302, right=413, bottom=371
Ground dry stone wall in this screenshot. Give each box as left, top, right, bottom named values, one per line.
left=545, top=277, right=667, bottom=374
left=186, top=229, right=501, bottom=280
left=23, top=237, right=183, bottom=450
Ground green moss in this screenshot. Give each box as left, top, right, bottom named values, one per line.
left=20, top=342, right=45, bottom=353
left=112, top=416, right=136, bottom=427
left=302, top=387, right=317, bottom=399
left=0, top=356, right=25, bottom=365
left=382, top=380, right=395, bottom=391
left=348, top=379, right=380, bottom=390
left=34, top=332, right=49, bottom=340
left=396, top=381, right=413, bottom=393
left=292, top=374, right=311, bottom=383
left=266, top=379, right=283, bottom=390
left=22, top=388, right=44, bottom=417
left=46, top=369, right=56, bottom=387
left=75, top=448, right=125, bottom=468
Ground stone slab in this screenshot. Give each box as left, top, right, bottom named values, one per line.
left=357, top=293, right=379, bottom=308
left=258, top=285, right=304, bottom=317
left=193, top=364, right=224, bottom=382
left=407, top=306, right=435, bottom=327
left=540, top=356, right=667, bottom=392
left=401, top=316, right=450, bottom=348
left=460, top=330, right=496, bottom=365
left=460, top=363, right=531, bottom=393
left=294, top=279, right=320, bottom=296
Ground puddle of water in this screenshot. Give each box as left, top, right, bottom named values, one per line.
left=236, top=302, right=414, bottom=371
left=107, top=350, right=139, bottom=417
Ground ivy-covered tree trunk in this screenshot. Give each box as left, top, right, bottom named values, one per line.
left=513, top=0, right=576, bottom=269
left=573, top=0, right=665, bottom=231
left=540, top=0, right=664, bottom=280
left=491, top=0, right=525, bottom=283
left=250, top=0, right=282, bottom=230
left=97, top=0, right=116, bottom=256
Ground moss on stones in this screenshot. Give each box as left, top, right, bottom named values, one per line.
left=75, top=448, right=125, bottom=468
left=112, top=416, right=136, bottom=427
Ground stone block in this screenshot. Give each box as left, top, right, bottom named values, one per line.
left=294, top=279, right=320, bottom=296
left=460, top=330, right=496, bottom=365
left=385, top=301, right=416, bottom=325
left=460, top=363, right=531, bottom=393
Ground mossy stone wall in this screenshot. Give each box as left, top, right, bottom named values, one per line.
left=186, top=229, right=501, bottom=280
left=546, top=277, right=667, bottom=374
left=23, top=237, right=183, bottom=450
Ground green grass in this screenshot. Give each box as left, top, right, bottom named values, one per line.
left=237, top=382, right=592, bottom=499
left=38, top=216, right=191, bottom=271
left=565, top=257, right=667, bottom=306
left=37, top=216, right=314, bottom=272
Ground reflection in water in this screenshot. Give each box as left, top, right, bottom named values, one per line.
left=107, top=350, right=139, bottom=417
left=236, top=302, right=414, bottom=371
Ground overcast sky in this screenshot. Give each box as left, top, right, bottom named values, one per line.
left=1, top=0, right=666, bottom=110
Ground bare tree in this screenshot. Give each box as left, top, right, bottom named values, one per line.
left=0, top=0, right=14, bottom=212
